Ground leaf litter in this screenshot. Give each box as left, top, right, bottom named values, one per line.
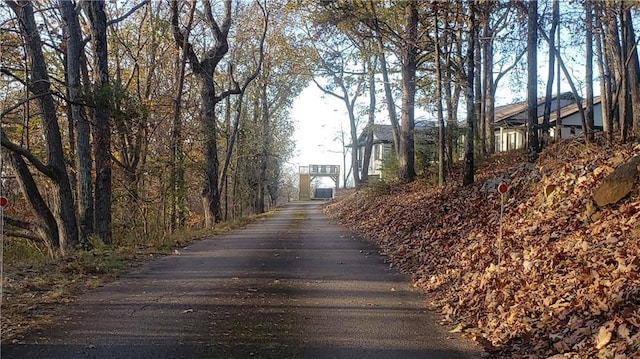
left=325, top=137, right=640, bottom=358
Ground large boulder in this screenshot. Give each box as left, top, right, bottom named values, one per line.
left=592, top=156, right=640, bottom=207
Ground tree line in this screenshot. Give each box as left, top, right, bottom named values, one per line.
left=301, top=0, right=639, bottom=186
left=1, top=0, right=305, bottom=256
left=1, top=0, right=639, bottom=256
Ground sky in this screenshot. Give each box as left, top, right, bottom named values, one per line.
left=289, top=84, right=346, bottom=172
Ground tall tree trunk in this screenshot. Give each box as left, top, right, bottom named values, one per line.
left=543, top=0, right=558, bottom=145
left=585, top=0, right=595, bottom=143
left=361, top=55, right=377, bottom=184
left=170, top=0, right=233, bottom=227
left=555, top=0, right=562, bottom=140
left=623, top=6, right=640, bottom=138
left=463, top=1, right=476, bottom=186
left=445, top=29, right=461, bottom=173
left=594, top=1, right=612, bottom=142
left=85, top=0, right=112, bottom=244
left=398, top=0, right=418, bottom=182
left=369, top=2, right=400, bottom=156
left=169, top=1, right=195, bottom=232
left=61, top=0, right=93, bottom=247
left=256, top=82, right=269, bottom=214
left=5, top=0, right=79, bottom=252
left=602, top=4, right=624, bottom=141
left=618, top=5, right=631, bottom=143
left=527, top=0, right=539, bottom=162
left=200, top=73, right=223, bottom=225
left=346, top=97, right=361, bottom=187
left=482, top=20, right=495, bottom=154
left=474, top=25, right=483, bottom=155
left=434, top=5, right=445, bottom=186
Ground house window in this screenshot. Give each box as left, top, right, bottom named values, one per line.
left=374, top=144, right=381, bottom=160
left=495, top=134, right=502, bottom=152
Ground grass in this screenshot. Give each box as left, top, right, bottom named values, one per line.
left=1, top=210, right=275, bottom=344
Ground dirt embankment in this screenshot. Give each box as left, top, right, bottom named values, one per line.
left=325, top=138, right=640, bottom=358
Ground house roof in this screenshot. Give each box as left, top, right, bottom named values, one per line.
left=355, top=121, right=437, bottom=147
left=494, top=92, right=574, bottom=125
left=550, top=96, right=602, bottom=123
left=494, top=92, right=602, bottom=128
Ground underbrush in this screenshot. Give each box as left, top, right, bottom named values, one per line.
left=1, top=212, right=266, bottom=344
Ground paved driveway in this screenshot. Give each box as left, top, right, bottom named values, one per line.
left=2, top=202, right=481, bottom=359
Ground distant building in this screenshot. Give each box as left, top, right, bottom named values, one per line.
left=494, top=93, right=603, bottom=152
left=354, top=121, right=437, bottom=181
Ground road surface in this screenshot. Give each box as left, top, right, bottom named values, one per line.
left=2, top=202, right=482, bottom=359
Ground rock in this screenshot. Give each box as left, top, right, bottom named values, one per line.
left=592, top=156, right=640, bottom=207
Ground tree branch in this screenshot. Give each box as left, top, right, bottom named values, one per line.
left=3, top=230, right=45, bottom=242
left=170, top=0, right=202, bottom=74
left=107, top=0, right=150, bottom=26
left=1, top=92, right=53, bottom=119
left=1, top=129, right=55, bottom=178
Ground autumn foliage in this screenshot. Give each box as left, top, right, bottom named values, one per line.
left=324, top=137, right=640, bottom=358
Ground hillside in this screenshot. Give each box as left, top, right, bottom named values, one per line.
left=324, top=137, right=640, bottom=358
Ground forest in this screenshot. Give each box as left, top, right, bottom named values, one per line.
left=0, top=0, right=639, bottom=259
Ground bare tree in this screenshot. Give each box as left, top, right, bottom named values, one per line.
left=84, top=0, right=112, bottom=244
left=463, top=1, right=476, bottom=186
left=3, top=0, right=79, bottom=254
left=398, top=0, right=418, bottom=182
left=585, top=0, right=595, bottom=142
left=60, top=0, right=93, bottom=246
left=526, top=0, right=539, bottom=162
left=170, top=0, right=234, bottom=226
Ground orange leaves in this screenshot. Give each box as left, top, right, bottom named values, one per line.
left=324, top=137, right=640, bottom=358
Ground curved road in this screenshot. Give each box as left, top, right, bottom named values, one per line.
left=2, top=202, right=481, bottom=359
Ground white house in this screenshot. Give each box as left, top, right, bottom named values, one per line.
left=355, top=124, right=395, bottom=181
left=354, top=122, right=437, bottom=181
left=494, top=93, right=603, bottom=152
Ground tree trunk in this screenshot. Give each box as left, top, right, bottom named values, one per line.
left=543, top=0, right=558, bottom=145
left=256, top=82, right=270, bottom=214
left=361, top=55, right=377, bottom=184
left=170, top=0, right=232, bottom=227
left=346, top=97, right=361, bottom=187
left=6, top=0, right=79, bottom=252
left=482, top=18, right=495, bottom=154
left=445, top=37, right=461, bottom=173
left=398, top=0, right=418, bottom=182
left=594, top=1, right=612, bottom=142
left=463, top=1, right=476, bottom=187
left=434, top=6, right=445, bottom=186
left=61, top=0, right=93, bottom=247
left=585, top=0, right=595, bottom=143
left=527, top=0, right=539, bottom=162
left=370, top=4, right=400, bottom=156
left=6, top=151, right=58, bottom=256
left=622, top=7, right=640, bottom=139
left=474, top=27, right=483, bottom=155
left=199, top=73, right=223, bottom=225
left=85, top=0, right=112, bottom=244
left=169, top=1, right=195, bottom=232
left=601, top=5, right=624, bottom=141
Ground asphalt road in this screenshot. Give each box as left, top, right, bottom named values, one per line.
left=1, top=202, right=482, bottom=359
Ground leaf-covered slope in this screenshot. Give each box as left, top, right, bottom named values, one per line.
left=324, top=139, right=640, bottom=358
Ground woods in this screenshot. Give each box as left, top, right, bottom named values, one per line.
left=1, top=0, right=640, bottom=356
left=1, top=1, right=303, bottom=255
left=1, top=1, right=639, bottom=255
